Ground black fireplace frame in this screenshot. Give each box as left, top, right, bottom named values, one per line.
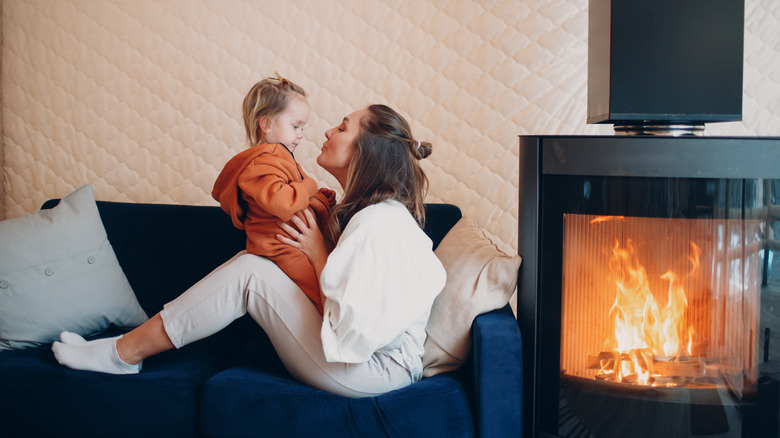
left=517, top=135, right=780, bottom=438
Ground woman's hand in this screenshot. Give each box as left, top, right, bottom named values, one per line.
left=277, top=208, right=329, bottom=277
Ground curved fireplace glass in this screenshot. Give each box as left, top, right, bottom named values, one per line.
left=518, top=136, right=780, bottom=438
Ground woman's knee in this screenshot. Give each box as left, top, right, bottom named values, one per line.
left=230, top=253, right=275, bottom=275
left=229, top=253, right=299, bottom=295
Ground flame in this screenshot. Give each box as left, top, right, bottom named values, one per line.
left=604, top=240, right=698, bottom=385
left=590, top=216, right=625, bottom=224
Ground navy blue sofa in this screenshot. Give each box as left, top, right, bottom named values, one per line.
left=0, top=200, right=522, bottom=438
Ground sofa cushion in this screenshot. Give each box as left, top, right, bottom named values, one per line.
left=0, top=185, right=148, bottom=350
left=0, top=320, right=251, bottom=438
left=200, top=335, right=474, bottom=438
left=60, top=200, right=249, bottom=316
left=422, top=217, right=522, bottom=377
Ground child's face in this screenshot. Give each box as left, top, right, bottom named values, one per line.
left=261, top=96, right=309, bottom=151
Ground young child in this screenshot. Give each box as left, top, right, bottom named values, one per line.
left=212, top=74, right=335, bottom=314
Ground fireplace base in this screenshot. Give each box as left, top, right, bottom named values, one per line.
left=559, top=375, right=777, bottom=438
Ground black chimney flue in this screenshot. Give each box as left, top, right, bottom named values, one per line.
left=587, top=0, right=745, bottom=136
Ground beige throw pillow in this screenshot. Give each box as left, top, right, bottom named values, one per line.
left=422, top=217, right=522, bottom=377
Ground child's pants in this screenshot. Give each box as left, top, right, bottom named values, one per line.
left=159, top=251, right=412, bottom=398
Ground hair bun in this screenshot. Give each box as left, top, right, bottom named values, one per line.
left=411, top=140, right=432, bottom=160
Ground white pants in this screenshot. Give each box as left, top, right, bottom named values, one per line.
left=159, top=251, right=412, bottom=398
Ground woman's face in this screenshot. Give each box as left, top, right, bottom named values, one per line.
left=317, top=108, right=367, bottom=187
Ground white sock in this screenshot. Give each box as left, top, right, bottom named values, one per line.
left=52, top=335, right=141, bottom=374
left=59, top=331, right=106, bottom=345
left=58, top=331, right=122, bottom=348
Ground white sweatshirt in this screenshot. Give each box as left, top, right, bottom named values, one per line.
left=319, top=200, right=446, bottom=382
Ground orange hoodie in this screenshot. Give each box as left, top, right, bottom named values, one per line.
left=212, top=143, right=336, bottom=313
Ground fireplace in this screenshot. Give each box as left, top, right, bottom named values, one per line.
left=561, top=214, right=761, bottom=388
left=517, top=136, right=780, bottom=437
left=517, top=1, right=780, bottom=435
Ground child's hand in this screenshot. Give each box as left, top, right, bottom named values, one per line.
left=317, top=188, right=337, bottom=208
left=309, top=188, right=336, bottom=229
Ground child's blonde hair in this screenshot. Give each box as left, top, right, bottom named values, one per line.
left=242, top=74, right=307, bottom=146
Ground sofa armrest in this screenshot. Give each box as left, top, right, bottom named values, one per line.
left=472, top=304, right=523, bottom=438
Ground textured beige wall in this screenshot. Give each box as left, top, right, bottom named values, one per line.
left=1, top=0, right=779, bottom=251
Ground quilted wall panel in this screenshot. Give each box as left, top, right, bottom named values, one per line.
left=2, top=0, right=780, bottom=258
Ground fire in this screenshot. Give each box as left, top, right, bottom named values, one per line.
left=599, top=239, right=699, bottom=385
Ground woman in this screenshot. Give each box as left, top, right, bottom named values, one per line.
left=53, top=104, right=446, bottom=398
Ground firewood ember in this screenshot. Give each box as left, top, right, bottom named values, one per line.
left=596, top=351, right=620, bottom=374
left=629, top=349, right=655, bottom=374
left=652, top=357, right=705, bottom=378
left=595, top=372, right=617, bottom=381
left=648, top=375, right=688, bottom=387
left=590, top=349, right=708, bottom=385
left=621, top=374, right=639, bottom=384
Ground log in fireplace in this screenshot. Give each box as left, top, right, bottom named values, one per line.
left=517, top=135, right=780, bottom=437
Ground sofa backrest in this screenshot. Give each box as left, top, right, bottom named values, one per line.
left=41, top=200, right=462, bottom=316
left=421, top=203, right=462, bottom=250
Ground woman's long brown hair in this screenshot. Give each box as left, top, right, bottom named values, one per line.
left=323, top=104, right=432, bottom=248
